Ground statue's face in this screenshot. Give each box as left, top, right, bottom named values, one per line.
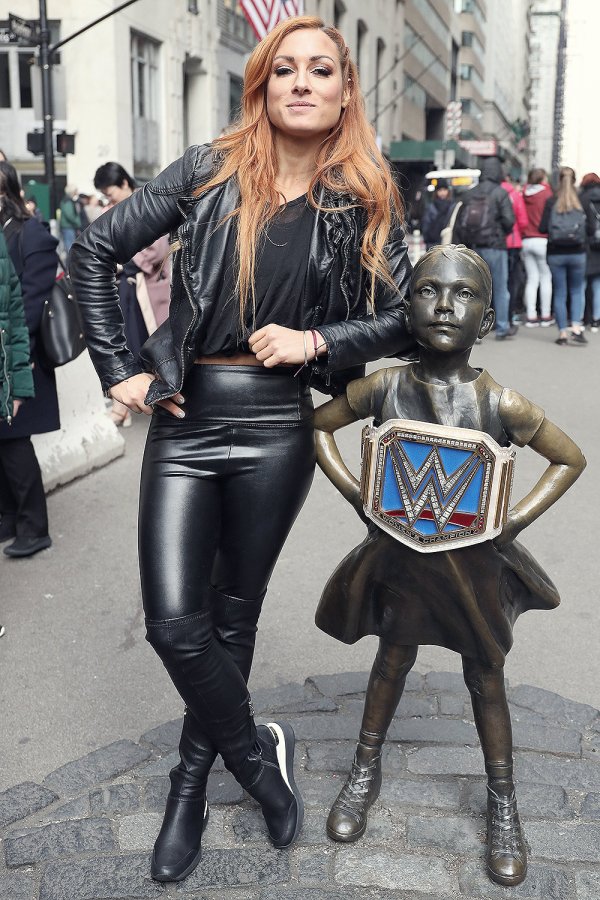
left=408, top=253, right=494, bottom=354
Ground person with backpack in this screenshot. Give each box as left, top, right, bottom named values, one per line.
left=453, top=157, right=516, bottom=340
left=578, top=172, right=600, bottom=333
left=539, top=166, right=588, bottom=346
left=521, top=168, right=554, bottom=327
left=421, top=178, right=456, bottom=250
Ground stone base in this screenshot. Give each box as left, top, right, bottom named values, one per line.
left=31, top=352, right=124, bottom=492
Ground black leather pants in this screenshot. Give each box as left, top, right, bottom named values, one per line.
left=140, top=365, right=315, bottom=775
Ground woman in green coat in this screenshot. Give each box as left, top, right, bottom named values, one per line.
left=0, top=230, right=36, bottom=557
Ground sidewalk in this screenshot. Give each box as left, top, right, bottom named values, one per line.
left=1, top=670, right=599, bottom=900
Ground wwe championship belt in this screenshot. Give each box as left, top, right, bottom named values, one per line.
left=360, top=418, right=515, bottom=553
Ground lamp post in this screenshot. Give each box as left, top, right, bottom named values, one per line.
left=35, top=0, right=143, bottom=220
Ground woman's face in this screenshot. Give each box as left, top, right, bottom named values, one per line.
left=408, top=254, right=494, bottom=354
left=266, top=29, right=348, bottom=141
left=102, top=180, right=133, bottom=206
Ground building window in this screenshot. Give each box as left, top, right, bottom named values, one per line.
left=221, top=1, right=256, bottom=47
left=461, top=30, right=484, bottom=56
left=356, top=19, right=367, bottom=74
left=0, top=46, right=34, bottom=109
left=18, top=52, right=33, bottom=108
left=459, top=63, right=483, bottom=93
left=131, top=32, right=161, bottom=170
left=0, top=53, right=10, bottom=108
left=131, top=32, right=159, bottom=121
left=454, top=0, right=486, bottom=27
left=334, top=0, right=346, bottom=30
left=460, top=97, right=483, bottom=118
left=229, top=74, right=243, bottom=122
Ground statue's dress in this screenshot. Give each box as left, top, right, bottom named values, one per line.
left=315, top=366, right=560, bottom=668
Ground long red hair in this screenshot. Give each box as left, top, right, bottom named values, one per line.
left=195, top=15, right=404, bottom=320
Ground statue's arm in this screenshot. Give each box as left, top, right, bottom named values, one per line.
left=495, top=415, right=586, bottom=549
left=313, top=395, right=365, bottom=518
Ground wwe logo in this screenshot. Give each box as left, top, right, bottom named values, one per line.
left=387, top=442, right=482, bottom=531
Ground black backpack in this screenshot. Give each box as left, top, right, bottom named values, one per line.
left=588, top=201, right=600, bottom=251
left=548, top=204, right=586, bottom=248
left=455, top=192, right=498, bottom=248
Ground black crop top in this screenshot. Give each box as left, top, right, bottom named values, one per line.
left=198, top=194, right=315, bottom=356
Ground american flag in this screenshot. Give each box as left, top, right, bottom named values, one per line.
left=240, top=0, right=304, bottom=41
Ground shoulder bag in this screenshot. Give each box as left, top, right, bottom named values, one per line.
left=39, top=263, right=87, bottom=369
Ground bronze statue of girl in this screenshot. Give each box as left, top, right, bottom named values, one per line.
left=313, top=244, right=586, bottom=887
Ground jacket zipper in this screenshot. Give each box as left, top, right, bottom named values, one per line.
left=177, top=223, right=198, bottom=393
left=0, top=328, right=12, bottom=424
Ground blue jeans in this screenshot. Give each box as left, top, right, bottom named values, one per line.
left=476, top=248, right=510, bottom=333
left=547, top=253, right=586, bottom=331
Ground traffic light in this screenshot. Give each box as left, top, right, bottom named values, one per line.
left=56, top=132, right=75, bottom=155
left=27, top=132, right=45, bottom=156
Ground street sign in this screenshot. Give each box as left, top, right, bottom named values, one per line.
left=458, top=139, right=498, bottom=156
left=8, top=13, right=41, bottom=46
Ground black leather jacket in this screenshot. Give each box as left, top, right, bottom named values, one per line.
left=70, top=144, right=414, bottom=402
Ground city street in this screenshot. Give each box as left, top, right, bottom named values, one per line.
left=0, top=325, right=598, bottom=792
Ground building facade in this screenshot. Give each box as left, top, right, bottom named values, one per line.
left=528, top=0, right=563, bottom=174
left=0, top=0, right=538, bottom=204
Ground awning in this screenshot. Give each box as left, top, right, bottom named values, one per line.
left=389, top=139, right=477, bottom=167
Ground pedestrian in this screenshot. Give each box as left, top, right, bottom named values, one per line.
left=421, top=178, right=456, bottom=250
left=58, top=185, right=83, bottom=256
left=93, top=161, right=168, bottom=426
left=0, top=161, right=57, bottom=558
left=578, top=172, right=600, bottom=332
left=0, top=227, right=35, bottom=552
left=501, top=174, right=528, bottom=324
left=521, top=168, right=554, bottom=326
left=313, top=245, right=585, bottom=888
left=539, top=166, right=588, bottom=346
left=70, top=15, right=414, bottom=884
left=24, top=195, right=44, bottom=223
left=453, top=157, right=516, bottom=339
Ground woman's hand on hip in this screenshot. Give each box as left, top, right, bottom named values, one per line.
left=249, top=325, right=323, bottom=367
left=109, top=373, right=185, bottom=418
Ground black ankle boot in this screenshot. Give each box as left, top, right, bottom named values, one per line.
left=237, top=721, right=303, bottom=848
left=151, top=712, right=217, bottom=882
left=327, top=742, right=382, bottom=842
left=485, top=764, right=527, bottom=887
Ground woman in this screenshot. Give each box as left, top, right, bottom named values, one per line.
left=579, top=172, right=600, bottom=332
left=71, top=15, right=413, bottom=884
left=0, top=161, right=58, bottom=558
left=93, top=162, right=170, bottom=426
left=539, top=166, right=587, bottom=345
left=0, top=227, right=35, bottom=560
left=521, top=168, right=553, bottom=326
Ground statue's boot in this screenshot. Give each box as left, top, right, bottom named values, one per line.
left=151, top=712, right=216, bottom=882
left=326, top=742, right=382, bottom=842
left=485, top=771, right=527, bottom=887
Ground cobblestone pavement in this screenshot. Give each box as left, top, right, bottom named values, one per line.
left=1, top=671, right=599, bottom=900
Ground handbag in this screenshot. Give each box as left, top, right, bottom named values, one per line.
left=38, top=267, right=87, bottom=369
left=440, top=201, right=462, bottom=245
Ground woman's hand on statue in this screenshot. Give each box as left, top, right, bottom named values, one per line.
left=108, top=373, right=185, bottom=418
left=249, top=325, right=311, bottom=367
